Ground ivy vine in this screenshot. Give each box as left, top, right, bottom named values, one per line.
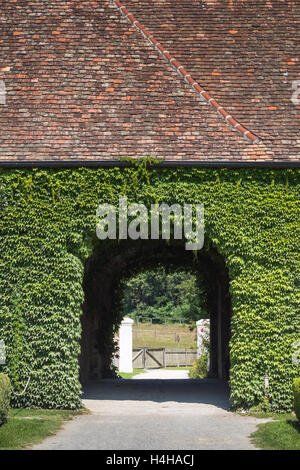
left=0, top=166, right=299, bottom=410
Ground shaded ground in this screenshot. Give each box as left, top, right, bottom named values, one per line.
left=32, top=370, right=269, bottom=450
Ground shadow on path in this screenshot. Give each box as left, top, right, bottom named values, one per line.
left=82, top=378, right=230, bottom=411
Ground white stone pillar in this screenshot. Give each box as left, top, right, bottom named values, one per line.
left=119, top=317, right=134, bottom=373
left=196, top=319, right=210, bottom=358
left=0, top=340, right=6, bottom=365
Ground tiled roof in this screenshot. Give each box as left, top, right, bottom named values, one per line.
left=0, top=0, right=299, bottom=162
left=111, top=0, right=261, bottom=145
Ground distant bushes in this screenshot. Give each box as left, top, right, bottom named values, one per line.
left=0, top=373, right=11, bottom=426
left=189, top=354, right=208, bottom=379
left=293, top=378, right=300, bottom=421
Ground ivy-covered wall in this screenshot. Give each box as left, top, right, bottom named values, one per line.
left=0, top=166, right=299, bottom=410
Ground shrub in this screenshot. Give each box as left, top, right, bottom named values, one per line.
left=0, top=373, right=11, bottom=426
left=293, top=378, right=300, bottom=421
left=189, top=354, right=208, bottom=379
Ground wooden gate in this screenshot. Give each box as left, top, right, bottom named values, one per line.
left=132, top=347, right=197, bottom=369
left=132, top=348, right=165, bottom=369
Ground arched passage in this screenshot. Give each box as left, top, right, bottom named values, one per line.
left=79, top=238, right=232, bottom=385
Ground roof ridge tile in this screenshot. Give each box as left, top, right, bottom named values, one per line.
left=110, top=0, right=261, bottom=145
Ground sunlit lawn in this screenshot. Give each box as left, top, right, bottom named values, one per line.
left=117, top=368, right=146, bottom=379
left=0, top=408, right=86, bottom=450
left=250, top=412, right=300, bottom=450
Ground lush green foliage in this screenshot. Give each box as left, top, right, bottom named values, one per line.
left=121, top=267, right=208, bottom=323
left=0, top=167, right=299, bottom=410
left=293, top=378, right=300, bottom=420
left=189, top=355, right=209, bottom=379
left=0, top=374, right=11, bottom=426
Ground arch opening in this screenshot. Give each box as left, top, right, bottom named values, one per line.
left=79, top=238, right=232, bottom=385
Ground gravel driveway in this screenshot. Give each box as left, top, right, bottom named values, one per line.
left=32, top=370, right=267, bottom=450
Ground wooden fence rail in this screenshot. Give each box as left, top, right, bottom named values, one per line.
left=134, top=329, right=194, bottom=338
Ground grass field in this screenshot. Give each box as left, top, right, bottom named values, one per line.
left=117, top=369, right=146, bottom=379
left=132, top=323, right=196, bottom=349
left=249, top=412, right=300, bottom=450
left=0, top=408, right=86, bottom=450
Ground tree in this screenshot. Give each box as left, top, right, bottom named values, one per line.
left=121, top=266, right=208, bottom=323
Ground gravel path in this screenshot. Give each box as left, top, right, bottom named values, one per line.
left=32, top=371, right=268, bottom=450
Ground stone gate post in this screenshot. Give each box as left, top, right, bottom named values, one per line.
left=119, top=317, right=134, bottom=373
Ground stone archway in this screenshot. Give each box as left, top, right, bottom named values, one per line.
left=79, top=238, right=232, bottom=384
